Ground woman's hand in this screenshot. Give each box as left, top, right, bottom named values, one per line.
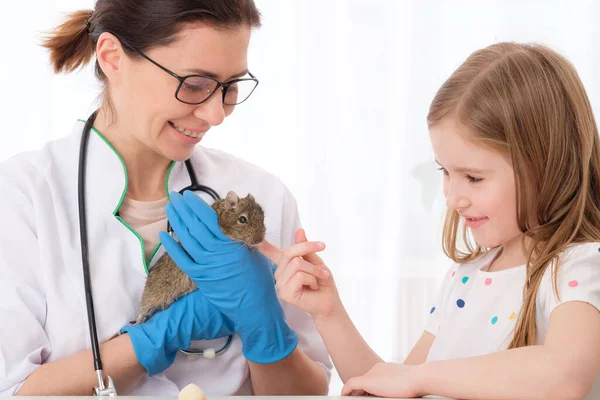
left=341, top=362, right=424, bottom=398
left=258, top=228, right=342, bottom=321
left=121, top=289, right=234, bottom=376
left=160, top=191, right=323, bottom=364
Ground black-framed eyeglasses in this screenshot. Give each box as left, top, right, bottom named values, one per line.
left=118, top=38, right=259, bottom=106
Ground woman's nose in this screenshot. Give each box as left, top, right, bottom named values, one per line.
left=193, top=91, right=226, bottom=127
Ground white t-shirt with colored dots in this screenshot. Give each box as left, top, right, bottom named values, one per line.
left=425, top=242, right=600, bottom=399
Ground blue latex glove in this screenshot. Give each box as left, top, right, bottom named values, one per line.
left=158, top=190, right=298, bottom=364
left=120, top=289, right=234, bottom=376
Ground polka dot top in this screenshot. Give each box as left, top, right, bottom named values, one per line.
left=424, top=242, right=600, bottom=400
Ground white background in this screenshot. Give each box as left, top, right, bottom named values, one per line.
left=1, top=0, right=599, bottom=394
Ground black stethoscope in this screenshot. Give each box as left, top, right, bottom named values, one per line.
left=78, top=110, right=232, bottom=396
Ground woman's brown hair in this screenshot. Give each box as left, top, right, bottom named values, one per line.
left=428, top=42, right=600, bottom=348
left=40, top=0, right=261, bottom=118
left=42, top=0, right=261, bottom=75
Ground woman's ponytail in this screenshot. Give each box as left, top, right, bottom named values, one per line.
left=41, top=9, right=95, bottom=74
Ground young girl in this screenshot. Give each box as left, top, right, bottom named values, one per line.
left=255, top=42, right=600, bottom=399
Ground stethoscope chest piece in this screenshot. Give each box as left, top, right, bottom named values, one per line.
left=93, top=371, right=117, bottom=396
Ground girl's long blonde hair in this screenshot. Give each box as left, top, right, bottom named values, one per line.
left=428, top=42, right=600, bottom=348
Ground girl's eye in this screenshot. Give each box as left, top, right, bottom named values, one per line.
left=438, top=166, right=482, bottom=183
left=466, top=175, right=483, bottom=183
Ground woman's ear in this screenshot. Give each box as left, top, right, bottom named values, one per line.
left=95, top=32, right=123, bottom=81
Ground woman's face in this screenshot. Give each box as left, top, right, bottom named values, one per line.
left=104, top=23, right=252, bottom=161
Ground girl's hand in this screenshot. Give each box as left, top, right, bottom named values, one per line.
left=258, top=228, right=342, bottom=320
left=341, top=362, right=424, bottom=398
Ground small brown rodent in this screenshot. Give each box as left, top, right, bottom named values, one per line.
left=133, top=191, right=266, bottom=324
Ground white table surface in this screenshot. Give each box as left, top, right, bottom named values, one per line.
left=14, top=397, right=454, bottom=399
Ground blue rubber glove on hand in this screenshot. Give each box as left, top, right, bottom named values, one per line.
left=159, top=190, right=298, bottom=364
left=121, top=289, right=234, bottom=376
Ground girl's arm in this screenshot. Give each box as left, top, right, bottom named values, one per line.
left=259, top=230, right=384, bottom=382
left=403, top=331, right=435, bottom=365
left=260, top=229, right=438, bottom=383
left=417, top=301, right=600, bottom=399
left=314, top=303, right=384, bottom=382
left=343, top=301, right=600, bottom=400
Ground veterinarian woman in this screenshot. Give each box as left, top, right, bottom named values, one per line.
left=0, top=0, right=331, bottom=396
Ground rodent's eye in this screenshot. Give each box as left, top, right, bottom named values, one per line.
left=239, top=216, right=248, bottom=224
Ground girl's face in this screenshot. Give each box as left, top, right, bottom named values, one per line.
left=429, top=117, right=523, bottom=249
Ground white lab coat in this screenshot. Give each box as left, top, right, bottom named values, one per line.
left=0, top=119, right=332, bottom=396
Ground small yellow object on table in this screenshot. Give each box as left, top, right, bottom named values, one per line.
left=178, top=383, right=206, bottom=400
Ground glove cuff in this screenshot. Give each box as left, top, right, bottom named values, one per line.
left=120, top=323, right=180, bottom=376
left=238, top=316, right=299, bottom=364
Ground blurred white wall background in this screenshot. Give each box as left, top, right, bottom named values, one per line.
left=0, top=0, right=599, bottom=394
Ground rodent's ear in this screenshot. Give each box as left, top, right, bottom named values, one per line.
left=225, top=191, right=239, bottom=211
left=246, top=194, right=255, bottom=202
